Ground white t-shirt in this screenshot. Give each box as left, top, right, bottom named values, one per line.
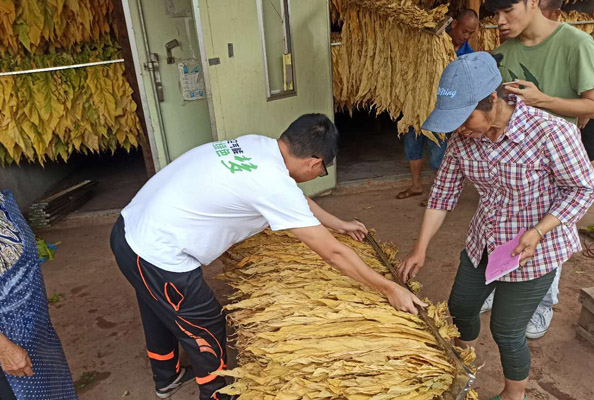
left=121, top=135, right=320, bottom=273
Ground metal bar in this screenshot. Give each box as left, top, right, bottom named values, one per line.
left=365, top=233, right=476, bottom=400
left=569, top=20, right=594, bottom=25
left=0, top=59, right=124, bottom=77
left=484, top=20, right=594, bottom=29
left=427, top=16, right=453, bottom=36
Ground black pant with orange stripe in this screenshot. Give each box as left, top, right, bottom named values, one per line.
left=110, top=216, right=227, bottom=399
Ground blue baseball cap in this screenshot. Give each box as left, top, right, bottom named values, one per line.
left=422, top=52, right=503, bottom=133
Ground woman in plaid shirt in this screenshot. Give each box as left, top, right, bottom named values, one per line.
left=399, top=52, right=594, bottom=400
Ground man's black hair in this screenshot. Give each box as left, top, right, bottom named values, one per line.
left=491, top=53, right=504, bottom=67
left=279, top=114, right=339, bottom=164
left=485, top=0, right=530, bottom=13
left=456, top=9, right=479, bottom=21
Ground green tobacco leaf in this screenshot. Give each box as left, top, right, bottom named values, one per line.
left=14, top=22, right=31, bottom=51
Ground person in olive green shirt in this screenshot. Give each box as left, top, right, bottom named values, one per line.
left=481, top=0, right=594, bottom=353
left=490, top=0, right=594, bottom=125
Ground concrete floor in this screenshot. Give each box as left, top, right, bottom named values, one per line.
left=38, top=180, right=594, bottom=400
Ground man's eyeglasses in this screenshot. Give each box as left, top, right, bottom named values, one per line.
left=312, top=156, right=334, bottom=177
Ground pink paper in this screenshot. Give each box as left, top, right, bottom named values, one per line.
left=485, top=229, right=526, bottom=284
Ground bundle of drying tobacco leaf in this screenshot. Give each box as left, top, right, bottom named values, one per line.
left=218, top=230, right=477, bottom=400
left=331, top=0, right=456, bottom=141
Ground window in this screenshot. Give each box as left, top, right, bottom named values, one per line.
left=256, top=0, right=296, bottom=100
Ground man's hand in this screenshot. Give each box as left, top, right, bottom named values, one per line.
left=385, top=282, right=427, bottom=315
left=578, top=118, right=590, bottom=129
left=398, top=250, right=426, bottom=283
left=504, top=80, right=550, bottom=107
left=512, top=229, right=542, bottom=266
left=0, top=341, right=34, bottom=377
left=338, top=220, right=368, bottom=242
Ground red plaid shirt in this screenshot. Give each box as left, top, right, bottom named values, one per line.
left=427, top=98, right=594, bottom=282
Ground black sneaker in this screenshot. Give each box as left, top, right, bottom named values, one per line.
left=156, top=367, right=194, bottom=399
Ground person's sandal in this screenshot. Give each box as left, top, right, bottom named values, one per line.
left=396, top=188, right=423, bottom=199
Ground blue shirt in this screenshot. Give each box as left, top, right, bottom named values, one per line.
left=456, top=41, right=474, bottom=57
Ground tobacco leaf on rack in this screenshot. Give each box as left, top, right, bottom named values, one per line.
left=0, top=39, right=141, bottom=166
left=0, top=0, right=142, bottom=166
left=331, top=0, right=456, bottom=141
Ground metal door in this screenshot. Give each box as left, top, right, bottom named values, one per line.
left=194, top=0, right=336, bottom=195
left=123, top=0, right=216, bottom=169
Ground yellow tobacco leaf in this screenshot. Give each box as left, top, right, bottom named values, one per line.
left=17, top=0, right=44, bottom=50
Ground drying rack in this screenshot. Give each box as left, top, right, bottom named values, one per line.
left=483, top=20, right=594, bottom=28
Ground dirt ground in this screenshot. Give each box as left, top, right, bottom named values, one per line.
left=39, top=181, right=594, bottom=400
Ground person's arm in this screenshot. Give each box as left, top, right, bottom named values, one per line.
left=398, top=135, right=466, bottom=282
left=505, top=82, right=594, bottom=119
left=0, top=333, right=34, bottom=377
left=506, top=38, right=594, bottom=118
left=306, top=197, right=368, bottom=242
left=290, top=225, right=427, bottom=314
left=544, top=123, right=594, bottom=225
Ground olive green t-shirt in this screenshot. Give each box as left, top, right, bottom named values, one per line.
left=493, top=23, right=594, bottom=124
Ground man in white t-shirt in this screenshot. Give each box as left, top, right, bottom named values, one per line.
left=110, top=114, right=425, bottom=400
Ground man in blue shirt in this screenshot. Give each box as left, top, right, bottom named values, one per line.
left=397, top=9, right=478, bottom=202
left=450, top=9, right=479, bottom=57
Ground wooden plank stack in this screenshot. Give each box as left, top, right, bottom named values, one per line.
left=28, top=180, right=98, bottom=229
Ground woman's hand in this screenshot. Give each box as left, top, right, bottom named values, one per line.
left=385, top=282, right=427, bottom=314
left=398, top=249, right=426, bottom=283
left=512, top=229, right=542, bottom=266
left=0, top=340, right=34, bottom=377
left=338, top=220, right=368, bottom=242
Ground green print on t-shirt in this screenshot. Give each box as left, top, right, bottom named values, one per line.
left=504, top=63, right=540, bottom=89
left=212, top=140, right=259, bottom=173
